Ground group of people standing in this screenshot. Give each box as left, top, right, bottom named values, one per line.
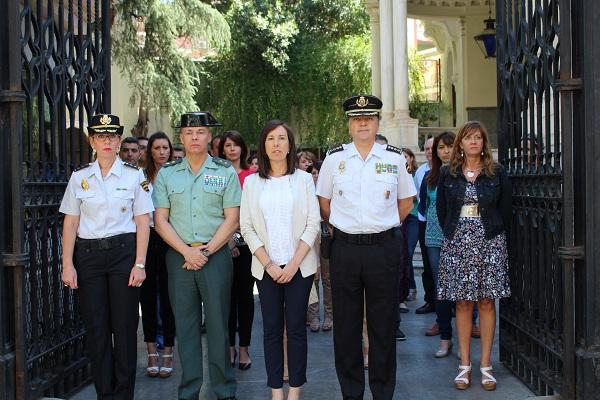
left=59, top=91, right=512, bottom=400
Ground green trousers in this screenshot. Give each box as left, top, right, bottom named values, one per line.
left=166, top=246, right=236, bottom=400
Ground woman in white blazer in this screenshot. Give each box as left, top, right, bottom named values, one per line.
left=240, top=120, right=320, bottom=400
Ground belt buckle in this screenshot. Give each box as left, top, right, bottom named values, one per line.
left=98, top=238, right=110, bottom=250
left=190, top=242, right=205, bottom=247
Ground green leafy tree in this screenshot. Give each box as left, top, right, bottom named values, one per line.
left=195, top=0, right=370, bottom=148
left=112, top=0, right=230, bottom=136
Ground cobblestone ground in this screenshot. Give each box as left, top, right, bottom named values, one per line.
left=69, top=278, right=536, bottom=400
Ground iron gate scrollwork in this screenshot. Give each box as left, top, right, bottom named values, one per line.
left=1, top=0, right=111, bottom=398
left=496, top=0, right=583, bottom=398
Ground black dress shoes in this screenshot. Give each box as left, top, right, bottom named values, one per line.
left=415, top=302, right=435, bottom=314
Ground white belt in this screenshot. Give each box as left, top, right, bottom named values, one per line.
left=459, top=205, right=480, bottom=218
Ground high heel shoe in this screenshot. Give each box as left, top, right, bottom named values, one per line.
left=480, top=365, right=497, bottom=391
left=159, top=353, right=173, bottom=378
left=454, top=363, right=472, bottom=390
left=146, top=353, right=160, bottom=377
left=435, top=341, right=453, bottom=358
left=238, top=350, right=252, bottom=370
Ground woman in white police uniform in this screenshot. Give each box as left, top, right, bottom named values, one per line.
left=60, top=114, right=154, bottom=400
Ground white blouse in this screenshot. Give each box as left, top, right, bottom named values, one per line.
left=259, top=176, right=295, bottom=266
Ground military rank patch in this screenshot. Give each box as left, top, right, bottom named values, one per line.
left=327, top=144, right=344, bottom=155
left=212, top=157, right=232, bottom=168
left=140, top=180, right=149, bottom=192
left=375, top=163, right=399, bottom=174
left=163, top=159, right=183, bottom=168
left=73, top=163, right=92, bottom=172
left=385, top=145, right=403, bottom=156
left=204, top=175, right=228, bottom=188
left=123, top=162, right=139, bottom=170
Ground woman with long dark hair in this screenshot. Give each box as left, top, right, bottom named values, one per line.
left=218, top=130, right=256, bottom=370
left=240, top=120, right=320, bottom=400
left=437, top=121, right=511, bottom=391
left=140, top=131, right=177, bottom=378
left=418, top=132, right=456, bottom=360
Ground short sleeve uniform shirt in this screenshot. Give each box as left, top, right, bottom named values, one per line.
left=316, top=142, right=417, bottom=234
left=59, top=159, right=155, bottom=239
left=152, top=156, right=242, bottom=244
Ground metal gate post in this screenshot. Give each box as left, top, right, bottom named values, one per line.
left=0, top=0, right=28, bottom=399
left=578, top=0, right=600, bottom=397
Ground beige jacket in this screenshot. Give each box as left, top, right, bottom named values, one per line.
left=240, top=169, right=320, bottom=280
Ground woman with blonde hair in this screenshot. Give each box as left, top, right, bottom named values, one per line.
left=437, top=121, right=512, bottom=391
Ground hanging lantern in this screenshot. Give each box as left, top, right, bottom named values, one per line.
left=474, top=2, right=496, bottom=58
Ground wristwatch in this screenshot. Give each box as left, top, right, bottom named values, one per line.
left=201, top=249, right=211, bottom=258
left=135, top=263, right=145, bottom=269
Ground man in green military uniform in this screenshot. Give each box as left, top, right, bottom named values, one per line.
left=153, top=112, right=241, bottom=400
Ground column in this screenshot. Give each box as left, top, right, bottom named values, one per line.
left=388, top=0, right=419, bottom=149
left=392, top=0, right=409, bottom=114
left=366, top=0, right=381, bottom=97
left=379, top=0, right=394, bottom=119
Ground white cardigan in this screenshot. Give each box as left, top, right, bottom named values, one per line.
left=240, top=169, right=320, bottom=280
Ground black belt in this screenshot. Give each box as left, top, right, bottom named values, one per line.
left=76, top=233, right=135, bottom=251
left=333, top=228, right=393, bottom=245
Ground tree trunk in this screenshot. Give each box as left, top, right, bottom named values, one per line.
left=131, top=94, right=149, bottom=137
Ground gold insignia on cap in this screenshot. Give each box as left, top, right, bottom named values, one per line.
left=99, top=114, right=112, bottom=125
left=356, top=96, right=368, bottom=108
left=81, top=178, right=89, bottom=191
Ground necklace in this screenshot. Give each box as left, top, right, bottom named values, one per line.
left=466, top=169, right=476, bottom=178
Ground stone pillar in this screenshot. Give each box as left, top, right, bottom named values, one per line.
left=379, top=0, right=394, bottom=123
left=386, top=0, right=419, bottom=149
left=366, top=0, right=381, bottom=98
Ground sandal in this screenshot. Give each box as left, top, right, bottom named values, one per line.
left=159, top=353, right=174, bottom=378
left=454, top=363, right=471, bottom=390
left=146, top=353, right=160, bottom=377
left=480, top=365, right=497, bottom=391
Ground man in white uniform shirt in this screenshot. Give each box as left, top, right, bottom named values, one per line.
left=316, top=94, right=416, bottom=400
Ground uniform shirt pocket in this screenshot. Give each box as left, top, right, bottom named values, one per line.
left=332, top=174, right=354, bottom=208
left=75, top=190, right=97, bottom=214
left=373, top=174, right=398, bottom=206
left=167, top=185, right=187, bottom=208
left=113, top=188, right=134, bottom=214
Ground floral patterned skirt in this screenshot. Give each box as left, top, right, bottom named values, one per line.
left=437, top=217, right=511, bottom=301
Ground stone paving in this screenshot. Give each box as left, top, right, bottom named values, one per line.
left=69, top=277, right=537, bottom=400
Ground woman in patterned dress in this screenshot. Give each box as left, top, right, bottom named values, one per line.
left=437, top=121, right=512, bottom=391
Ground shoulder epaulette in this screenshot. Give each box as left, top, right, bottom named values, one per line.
left=123, top=162, right=139, bottom=170
left=162, top=159, right=183, bottom=168
left=327, top=144, right=344, bottom=155
left=73, top=163, right=92, bottom=172
left=212, top=157, right=232, bottom=168
left=385, top=144, right=403, bottom=156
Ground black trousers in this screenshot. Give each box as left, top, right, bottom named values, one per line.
left=330, top=231, right=402, bottom=400
left=418, top=221, right=435, bottom=304
left=228, top=244, right=255, bottom=347
left=140, top=228, right=176, bottom=347
left=74, top=234, right=139, bottom=400
left=256, top=269, right=314, bottom=389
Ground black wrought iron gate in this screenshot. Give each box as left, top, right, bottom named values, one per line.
left=0, top=1, right=111, bottom=399
left=497, top=0, right=600, bottom=399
